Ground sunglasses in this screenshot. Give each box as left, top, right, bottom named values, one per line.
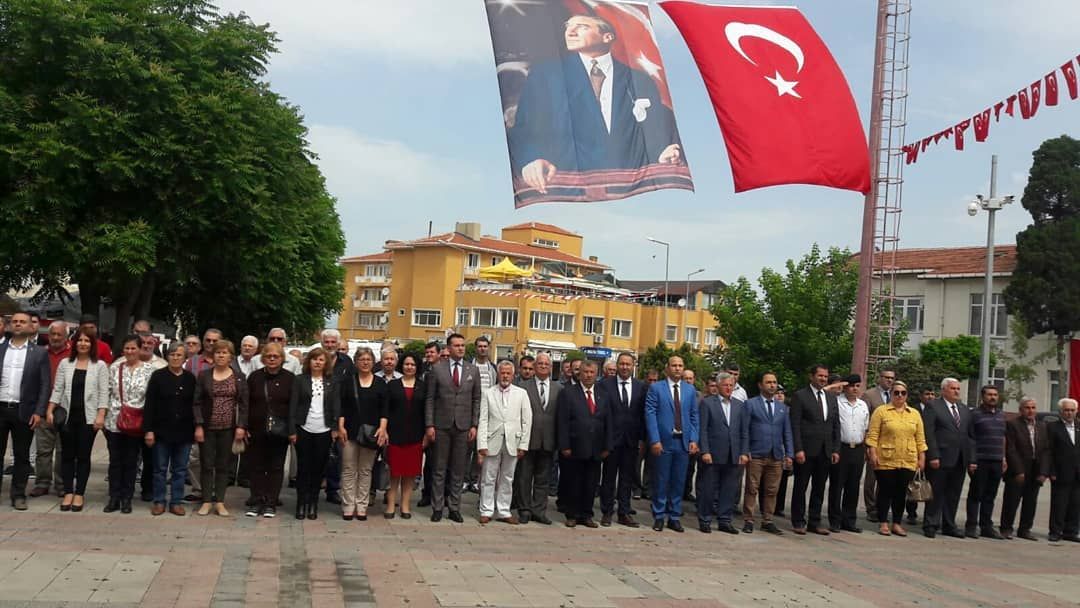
left=893, top=390, right=908, bottom=396
left=268, top=337, right=285, bottom=342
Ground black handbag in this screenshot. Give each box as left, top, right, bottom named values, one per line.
left=51, top=406, right=68, bottom=433
left=357, top=423, right=379, bottom=449
left=263, top=379, right=290, bottom=439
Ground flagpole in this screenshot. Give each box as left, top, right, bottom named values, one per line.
left=851, top=0, right=890, bottom=382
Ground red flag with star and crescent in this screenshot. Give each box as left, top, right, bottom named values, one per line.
left=660, top=1, right=870, bottom=193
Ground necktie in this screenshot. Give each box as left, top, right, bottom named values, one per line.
left=586, top=388, right=596, bottom=415
left=673, top=382, right=683, bottom=432
left=722, top=400, right=730, bottom=425
left=452, top=362, right=460, bottom=387
left=950, top=404, right=960, bottom=427
left=621, top=381, right=629, bottom=408
left=589, top=60, right=605, bottom=101
left=539, top=380, right=547, bottom=410
left=765, top=400, right=774, bottom=420
left=818, top=390, right=828, bottom=420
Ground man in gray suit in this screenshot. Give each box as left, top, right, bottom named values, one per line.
left=425, top=333, right=481, bottom=523
left=0, top=311, right=52, bottom=510
left=697, top=372, right=748, bottom=534
left=513, top=352, right=561, bottom=525
left=922, top=377, right=976, bottom=538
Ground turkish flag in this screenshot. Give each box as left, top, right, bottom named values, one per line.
left=1045, top=71, right=1059, bottom=106
left=660, top=1, right=869, bottom=193
left=1019, top=80, right=1041, bottom=119
left=973, top=108, right=991, bottom=142
left=1062, top=60, right=1078, bottom=100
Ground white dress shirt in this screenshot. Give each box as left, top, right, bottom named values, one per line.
left=1066, top=422, right=1076, bottom=445
left=617, top=376, right=633, bottom=407
left=0, top=340, right=29, bottom=403
left=837, top=395, right=870, bottom=445
left=579, top=52, right=614, bottom=132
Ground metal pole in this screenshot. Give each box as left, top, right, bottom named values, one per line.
left=663, top=246, right=669, bottom=344
left=979, top=155, right=998, bottom=388
left=851, top=0, right=891, bottom=382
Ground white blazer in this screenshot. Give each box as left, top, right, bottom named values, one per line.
left=478, top=383, right=532, bottom=455
left=50, top=358, right=111, bottom=424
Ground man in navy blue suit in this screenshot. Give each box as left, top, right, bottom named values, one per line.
left=510, top=14, right=684, bottom=194
left=644, top=356, right=699, bottom=532
left=599, top=352, right=645, bottom=527
left=742, top=372, right=794, bottom=535
left=696, top=372, right=749, bottom=534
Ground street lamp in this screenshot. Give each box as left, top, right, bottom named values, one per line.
left=684, top=268, right=705, bottom=347
left=969, top=154, right=1014, bottom=388
left=647, top=237, right=670, bottom=343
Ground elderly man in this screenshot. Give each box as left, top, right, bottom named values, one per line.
left=236, top=336, right=263, bottom=377
left=696, top=372, right=748, bottom=534
left=376, top=349, right=402, bottom=381
left=513, top=352, right=561, bottom=524
left=30, top=322, right=71, bottom=497
left=266, top=328, right=301, bottom=374
left=1000, top=397, right=1047, bottom=540
left=602, top=359, right=617, bottom=379
left=1043, top=398, right=1080, bottom=542
left=557, top=360, right=614, bottom=528
left=922, top=377, right=975, bottom=539
left=478, top=361, right=532, bottom=524
left=139, top=333, right=167, bottom=370
left=321, top=329, right=354, bottom=505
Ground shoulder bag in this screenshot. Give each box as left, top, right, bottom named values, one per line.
left=264, top=376, right=290, bottom=439
left=906, top=469, right=933, bottom=502
left=116, top=366, right=145, bottom=437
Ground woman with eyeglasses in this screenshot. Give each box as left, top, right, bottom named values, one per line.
left=289, top=347, right=341, bottom=519
left=866, top=380, right=927, bottom=536
left=338, top=347, right=388, bottom=521
left=245, top=342, right=295, bottom=518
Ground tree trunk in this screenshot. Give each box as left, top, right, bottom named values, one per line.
left=111, top=278, right=144, bottom=351
left=134, top=273, right=156, bottom=322
left=78, top=277, right=101, bottom=322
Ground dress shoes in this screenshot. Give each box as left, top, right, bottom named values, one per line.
left=519, top=512, right=531, bottom=524
left=151, top=503, right=166, bottom=516
left=1048, top=533, right=1062, bottom=542
left=565, top=518, right=577, bottom=528
left=923, top=528, right=937, bottom=538
left=698, top=522, right=712, bottom=533
left=618, top=515, right=639, bottom=528
left=742, top=521, right=754, bottom=533
left=1016, top=530, right=1037, bottom=541
left=120, top=499, right=133, bottom=514
left=652, top=519, right=664, bottom=532
left=478, top=515, right=492, bottom=524
left=943, top=529, right=966, bottom=539
left=999, top=528, right=1014, bottom=540
left=60, top=502, right=72, bottom=512
left=533, top=514, right=552, bottom=525
left=12, top=496, right=28, bottom=511
left=170, top=505, right=186, bottom=516
left=842, top=525, right=863, bottom=533
left=811, top=527, right=831, bottom=536
left=717, top=523, right=740, bottom=535
left=448, top=511, right=464, bottom=523
left=417, top=496, right=431, bottom=507
left=580, top=518, right=599, bottom=528
left=828, top=526, right=843, bottom=533
left=104, top=498, right=120, bottom=513
left=29, top=487, right=49, bottom=498
left=356, top=514, right=367, bottom=521
left=399, top=512, right=411, bottom=519
left=430, top=510, right=443, bottom=522
left=600, top=514, right=612, bottom=527
left=964, top=527, right=979, bottom=538
left=498, top=515, right=520, bottom=525
left=761, top=522, right=783, bottom=535
left=792, top=526, right=807, bottom=535
left=666, top=520, right=685, bottom=533
left=981, top=528, right=1005, bottom=540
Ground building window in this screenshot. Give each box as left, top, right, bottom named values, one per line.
left=704, top=329, right=717, bottom=346
left=665, top=325, right=677, bottom=342
left=701, top=293, right=719, bottom=309
left=894, top=296, right=924, bottom=332
left=361, top=288, right=387, bottom=302
left=456, top=307, right=469, bottom=327
left=472, top=308, right=497, bottom=327
left=685, top=327, right=699, bottom=345
left=499, top=308, right=518, bottom=328
left=412, top=309, right=441, bottom=327
left=969, top=293, right=1007, bottom=337
left=354, top=312, right=385, bottom=330
left=364, top=263, right=389, bottom=277
left=530, top=311, right=574, bottom=333
left=466, top=253, right=480, bottom=271
left=1050, top=370, right=1063, bottom=407
left=491, top=256, right=500, bottom=266
left=533, top=237, right=559, bottom=248
left=582, top=316, right=604, bottom=335
left=611, top=319, right=632, bottom=338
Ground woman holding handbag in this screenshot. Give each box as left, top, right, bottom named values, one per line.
left=338, top=347, right=388, bottom=521
left=289, top=347, right=340, bottom=520
left=245, top=342, right=295, bottom=518
left=384, top=354, right=426, bottom=519
left=105, top=335, right=155, bottom=514
left=193, top=340, right=249, bottom=517
left=47, top=327, right=109, bottom=512
left=866, top=380, right=928, bottom=537
left=142, top=342, right=196, bottom=516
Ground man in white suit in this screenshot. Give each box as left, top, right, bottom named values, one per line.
left=478, top=361, right=533, bottom=524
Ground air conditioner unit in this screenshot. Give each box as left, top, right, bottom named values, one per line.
left=593, top=334, right=603, bottom=344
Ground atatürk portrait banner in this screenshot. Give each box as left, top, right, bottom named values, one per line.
left=484, top=0, right=693, bottom=208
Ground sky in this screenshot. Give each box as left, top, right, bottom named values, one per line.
left=215, top=0, right=1080, bottom=284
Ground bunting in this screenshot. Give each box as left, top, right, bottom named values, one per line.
left=903, top=54, right=1079, bottom=165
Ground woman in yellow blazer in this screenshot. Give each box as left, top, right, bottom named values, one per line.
left=866, top=381, right=927, bottom=537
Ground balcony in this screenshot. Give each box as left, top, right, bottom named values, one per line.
left=354, top=274, right=391, bottom=285
left=353, top=299, right=388, bottom=309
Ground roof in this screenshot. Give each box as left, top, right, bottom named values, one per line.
left=501, top=222, right=581, bottom=238
left=876, top=245, right=1016, bottom=278
left=340, top=252, right=393, bottom=263
left=385, top=232, right=609, bottom=270
left=617, top=279, right=726, bottom=296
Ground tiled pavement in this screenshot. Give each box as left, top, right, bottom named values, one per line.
left=1, top=449, right=1077, bottom=607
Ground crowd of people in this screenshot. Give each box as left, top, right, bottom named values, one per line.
left=2, top=308, right=1079, bottom=543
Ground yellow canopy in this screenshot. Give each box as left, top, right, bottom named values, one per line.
left=478, top=257, right=534, bottom=280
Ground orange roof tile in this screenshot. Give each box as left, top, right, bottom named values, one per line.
left=386, top=232, right=609, bottom=270
left=340, top=251, right=393, bottom=263
left=502, top=222, right=581, bottom=238
left=875, top=245, right=1016, bottom=277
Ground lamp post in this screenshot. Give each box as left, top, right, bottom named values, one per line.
left=647, top=237, right=670, bottom=344
left=967, top=154, right=1014, bottom=388
left=685, top=268, right=705, bottom=345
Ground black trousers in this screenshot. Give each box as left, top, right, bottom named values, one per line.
left=60, top=420, right=97, bottom=495
left=249, top=431, right=289, bottom=506
left=200, top=429, right=233, bottom=502
left=792, top=451, right=830, bottom=528
left=1049, top=478, right=1080, bottom=537
left=561, top=458, right=602, bottom=521
left=600, top=445, right=636, bottom=517
left=925, top=462, right=966, bottom=532
left=1000, top=464, right=1042, bottom=533
left=684, top=455, right=697, bottom=498
left=139, top=443, right=154, bottom=497
left=966, top=459, right=1003, bottom=531
left=875, top=468, right=915, bottom=524
left=106, top=430, right=141, bottom=501
left=828, top=444, right=864, bottom=528
left=0, top=406, right=33, bottom=500
left=513, top=448, right=553, bottom=517
left=295, top=428, right=331, bottom=503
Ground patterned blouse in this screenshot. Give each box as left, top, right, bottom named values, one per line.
left=209, top=377, right=238, bottom=430
left=107, top=360, right=155, bottom=432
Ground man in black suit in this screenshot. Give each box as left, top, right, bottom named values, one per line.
left=922, top=377, right=976, bottom=538
left=418, top=341, right=441, bottom=508
left=513, top=352, right=561, bottom=525
left=788, top=364, right=840, bottom=535
left=1041, top=398, right=1080, bottom=542
left=1000, top=397, right=1047, bottom=540
left=0, top=311, right=51, bottom=510
left=556, top=360, right=613, bottom=528
left=599, top=352, right=644, bottom=527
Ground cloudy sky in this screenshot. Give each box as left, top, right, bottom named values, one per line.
left=215, top=0, right=1080, bottom=283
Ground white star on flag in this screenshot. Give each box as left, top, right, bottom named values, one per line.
left=636, top=52, right=663, bottom=79
left=764, top=71, right=801, bottom=98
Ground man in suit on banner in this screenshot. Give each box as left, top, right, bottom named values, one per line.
left=510, top=14, right=683, bottom=194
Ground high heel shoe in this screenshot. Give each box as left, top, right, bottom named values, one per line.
left=60, top=493, right=74, bottom=512
left=71, top=495, right=84, bottom=512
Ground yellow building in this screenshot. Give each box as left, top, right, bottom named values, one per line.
left=338, top=222, right=721, bottom=361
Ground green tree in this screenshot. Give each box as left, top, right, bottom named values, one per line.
left=400, top=340, right=428, bottom=364
left=638, top=342, right=715, bottom=389
left=1004, top=135, right=1080, bottom=363
left=917, top=335, right=988, bottom=380
left=0, top=0, right=344, bottom=343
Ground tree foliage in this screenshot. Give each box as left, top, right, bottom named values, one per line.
left=916, top=335, right=987, bottom=381
left=999, top=317, right=1055, bottom=404
left=0, top=0, right=344, bottom=342
left=638, top=342, right=715, bottom=390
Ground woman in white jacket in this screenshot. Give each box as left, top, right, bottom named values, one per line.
left=46, top=327, right=110, bottom=512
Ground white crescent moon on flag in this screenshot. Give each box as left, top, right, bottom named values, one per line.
left=724, top=22, right=805, bottom=73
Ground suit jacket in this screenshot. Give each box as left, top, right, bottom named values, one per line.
left=50, top=358, right=111, bottom=424
left=288, top=373, right=341, bottom=435
left=478, top=383, right=532, bottom=455
left=744, top=396, right=794, bottom=460
left=788, top=386, right=840, bottom=457
left=0, top=341, right=51, bottom=421
left=424, top=359, right=481, bottom=432
left=699, top=395, right=749, bottom=465
left=1005, top=416, right=1047, bottom=474
left=556, top=382, right=614, bottom=461
left=644, top=379, right=700, bottom=451
left=1041, top=419, right=1080, bottom=482
left=864, top=386, right=890, bottom=409
left=509, top=54, right=680, bottom=175
left=922, top=398, right=976, bottom=468
left=600, top=375, right=645, bottom=448
left=520, top=376, right=561, bottom=452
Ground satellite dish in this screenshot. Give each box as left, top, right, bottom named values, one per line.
left=380, top=313, right=389, bottom=323
left=677, top=298, right=687, bottom=308
left=380, top=287, right=390, bottom=296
